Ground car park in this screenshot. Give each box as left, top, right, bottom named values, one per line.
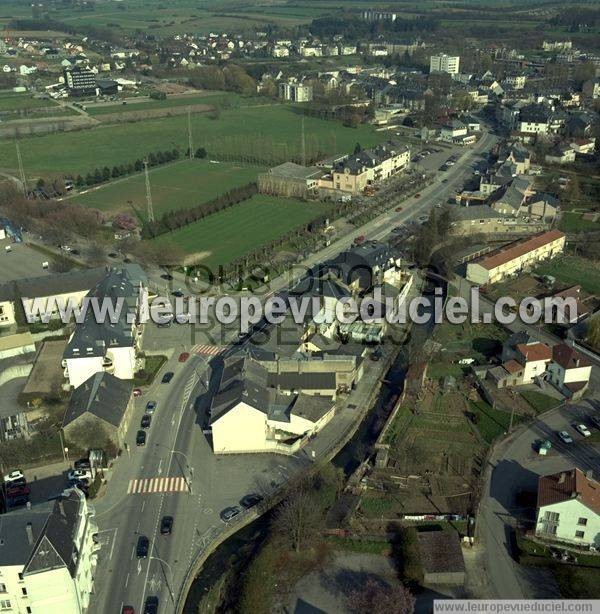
left=220, top=506, right=241, bottom=522
left=140, top=414, right=151, bottom=429
left=136, top=430, right=147, bottom=446
left=160, top=516, right=174, bottom=535
left=136, top=535, right=149, bottom=558
left=161, top=372, right=174, bottom=384
left=557, top=430, right=573, bottom=444
left=145, top=401, right=157, bottom=414
left=575, top=424, right=591, bottom=437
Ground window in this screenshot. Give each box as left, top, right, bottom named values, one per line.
left=0, top=586, right=4, bottom=594
left=17, top=574, right=23, bottom=581
left=26, top=609, right=31, bottom=614
left=0, top=600, right=11, bottom=610
left=578, top=517, right=588, bottom=526
left=575, top=530, right=585, bottom=539
left=21, top=588, right=27, bottom=596
left=544, top=511, right=559, bottom=522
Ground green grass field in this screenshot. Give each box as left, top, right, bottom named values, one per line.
left=0, top=103, right=385, bottom=176
left=69, top=159, right=263, bottom=217
left=154, top=195, right=330, bottom=267
left=85, top=92, right=238, bottom=116
left=559, top=211, right=600, bottom=233
left=0, top=92, right=56, bottom=113
left=535, top=255, right=600, bottom=296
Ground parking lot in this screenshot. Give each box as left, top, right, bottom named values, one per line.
left=0, top=238, right=52, bottom=284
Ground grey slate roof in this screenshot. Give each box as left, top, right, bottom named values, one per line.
left=63, top=371, right=132, bottom=429
left=452, top=205, right=505, bottom=222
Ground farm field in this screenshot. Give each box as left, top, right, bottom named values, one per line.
left=69, top=159, right=263, bottom=217
left=0, top=103, right=385, bottom=176
left=0, top=92, right=56, bottom=113
left=154, top=195, right=331, bottom=267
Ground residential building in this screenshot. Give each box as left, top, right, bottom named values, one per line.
left=62, top=265, right=147, bottom=389
left=271, top=45, right=289, bottom=58
left=63, top=66, right=97, bottom=96
left=466, top=229, right=566, bottom=285
left=0, top=489, right=99, bottom=613
left=542, top=40, right=572, bottom=52
left=417, top=532, right=466, bottom=586
left=570, top=138, right=596, bottom=155
left=299, top=45, right=322, bottom=58
left=535, top=468, right=600, bottom=548
left=278, top=82, right=313, bottom=102
left=545, top=143, right=576, bottom=165
left=258, top=162, right=324, bottom=199
left=582, top=79, right=600, bottom=99
left=362, top=9, right=399, bottom=22
left=449, top=206, right=547, bottom=237
left=429, top=54, right=460, bottom=75
left=547, top=344, right=592, bottom=399
left=62, top=371, right=134, bottom=449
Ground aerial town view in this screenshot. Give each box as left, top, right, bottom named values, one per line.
left=0, top=0, right=600, bottom=613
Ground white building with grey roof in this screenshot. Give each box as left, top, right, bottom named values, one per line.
left=0, top=489, right=99, bottom=613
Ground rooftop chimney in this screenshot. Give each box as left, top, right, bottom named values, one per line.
left=26, top=522, right=34, bottom=546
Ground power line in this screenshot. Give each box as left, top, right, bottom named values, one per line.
left=15, top=141, right=27, bottom=197
left=188, top=108, right=194, bottom=160
left=144, top=160, right=154, bottom=222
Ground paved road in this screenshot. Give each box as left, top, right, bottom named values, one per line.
left=478, top=398, right=600, bottom=598
left=89, top=131, right=499, bottom=613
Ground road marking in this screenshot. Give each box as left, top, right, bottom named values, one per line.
left=191, top=343, right=227, bottom=356
left=125, top=573, right=129, bottom=588
left=127, top=476, right=189, bottom=494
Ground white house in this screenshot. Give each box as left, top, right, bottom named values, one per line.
left=429, top=54, right=460, bottom=75
left=0, top=489, right=100, bottom=614
left=547, top=343, right=592, bottom=399
left=62, top=265, right=146, bottom=389
left=535, top=468, right=600, bottom=548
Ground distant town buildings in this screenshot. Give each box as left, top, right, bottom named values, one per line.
left=64, top=66, right=97, bottom=97
left=278, top=82, right=313, bottom=102
left=429, top=53, right=460, bottom=75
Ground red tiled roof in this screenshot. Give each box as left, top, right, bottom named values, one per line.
left=503, top=359, right=522, bottom=374
left=552, top=343, right=591, bottom=370
left=537, top=468, right=600, bottom=515
left=516, top=342, right=552, bottom=362
left=475, top=230, right=565, bottom=271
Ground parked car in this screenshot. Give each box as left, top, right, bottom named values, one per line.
left=5, top=484, right=30, bottom=497
left=73, top=459, right=91, bottom=470
left=136, top=430, right=147, bottom=446
left=161, top=372, right=174, bottom=384
left=219, top=506, right=241, bottom=522
left=178, top=352, right=190, bottom=363
left=68, top=469, right=91, bottom=482
left=136, top=535, right=149, bottom=559
left=395, top=206, right=403, bottom=212
left=414, top=193, right=421, bottom=198
left=140, top=414, right=151, bottom=429
left=133, top=388, right=142, bottom=398
left=3, top=470, right=24, bottom=483
left=172, top=289, right=184, bottom=298
left=557, top=431, right=573, bottom=444
left=145, top=401, right=157, bottom=414
left=240, top=494, right=263, bottom=509
left=160, top=516, right=174, bottom=535
left=575, top=424, right=591, bottom=437
left=122, top=606, right=135, bottom=614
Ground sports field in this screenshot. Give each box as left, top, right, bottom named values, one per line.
left=0, top=104, right=385, bottom=176
left=0, top=92, right=56, bottom=113
left=154, top=195, right=330, bottom=267
left=85, top=92, right=237, bottom=116
left=69, top=159, right=263, bottom=217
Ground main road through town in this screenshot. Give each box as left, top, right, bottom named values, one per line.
left=90, top=128, right=499, bottom=613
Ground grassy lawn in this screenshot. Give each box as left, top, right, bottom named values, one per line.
left=69, top=159, right=263, bottom=217
left=0, top=92, right=54, bottom=113
left=0, top=104, right=385, bottom=176
left=154, top=195, right=332, bottom=267
left=133, top=355, right=167, bottom=386
left=535, top=256, right=600, bottom=296
left=520, top=390, right=561, bottom=414
left=324, top=536, right=391, bottom=555
left=559, top=212, right=600, bottom=233
left=469, top=399, right=517, bottom=445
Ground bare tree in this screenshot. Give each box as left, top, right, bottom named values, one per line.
left=347, top=578, right=415, bottom=614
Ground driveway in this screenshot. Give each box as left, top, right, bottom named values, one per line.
left=478, top=398, right=600, bottom=598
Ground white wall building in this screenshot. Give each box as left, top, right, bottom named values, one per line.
left=0, top=489, right=99, bottom=614
left=429, top=54, right=460, bottom=75
left=536, top=468, right=600, bottom=548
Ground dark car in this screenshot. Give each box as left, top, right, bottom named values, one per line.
left=220, top=506, right=241, bottom=522
left=160, top=515, right=174, bottom=535
left=161, top=372, right=174, bottom=384
left=73, top=458, right=91, bottom=470
left=144, top=597, right=159, bottom=614
left=240, top=494, right=263, bottom=509
left=160, top=273, right=173, bottom=280
left=136, top=535, right=149, bottom=559
left=145, top=401, right=157, bottom=414
left=136, top=430, right=147, bottom=446
left=108, top=252, right=118, bottom=258
left=172, top=289, right=184, bottom=298
left=140, top=414, right=151, bottom=429
left=122, top=606, right=135, bottom=614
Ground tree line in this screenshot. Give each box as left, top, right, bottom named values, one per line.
left=142, top=182, right=259, bottom=238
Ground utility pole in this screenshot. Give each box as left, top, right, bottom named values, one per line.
left=144, top=160, right=154, bottom=223
left=301, top=116, right=306, bottom=166
left=188, top=107, right=194, bottom=160
left=15, top=140, right=27, bottom=197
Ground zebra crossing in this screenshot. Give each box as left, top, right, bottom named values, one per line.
left=191, top=344, right=227, bottom=356
left=127, top=476, right=189, bottom=495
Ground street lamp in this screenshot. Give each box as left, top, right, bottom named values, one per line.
left=151, top=556, right=175, bottom=603
left=171, top=450, right=193, bottom=494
